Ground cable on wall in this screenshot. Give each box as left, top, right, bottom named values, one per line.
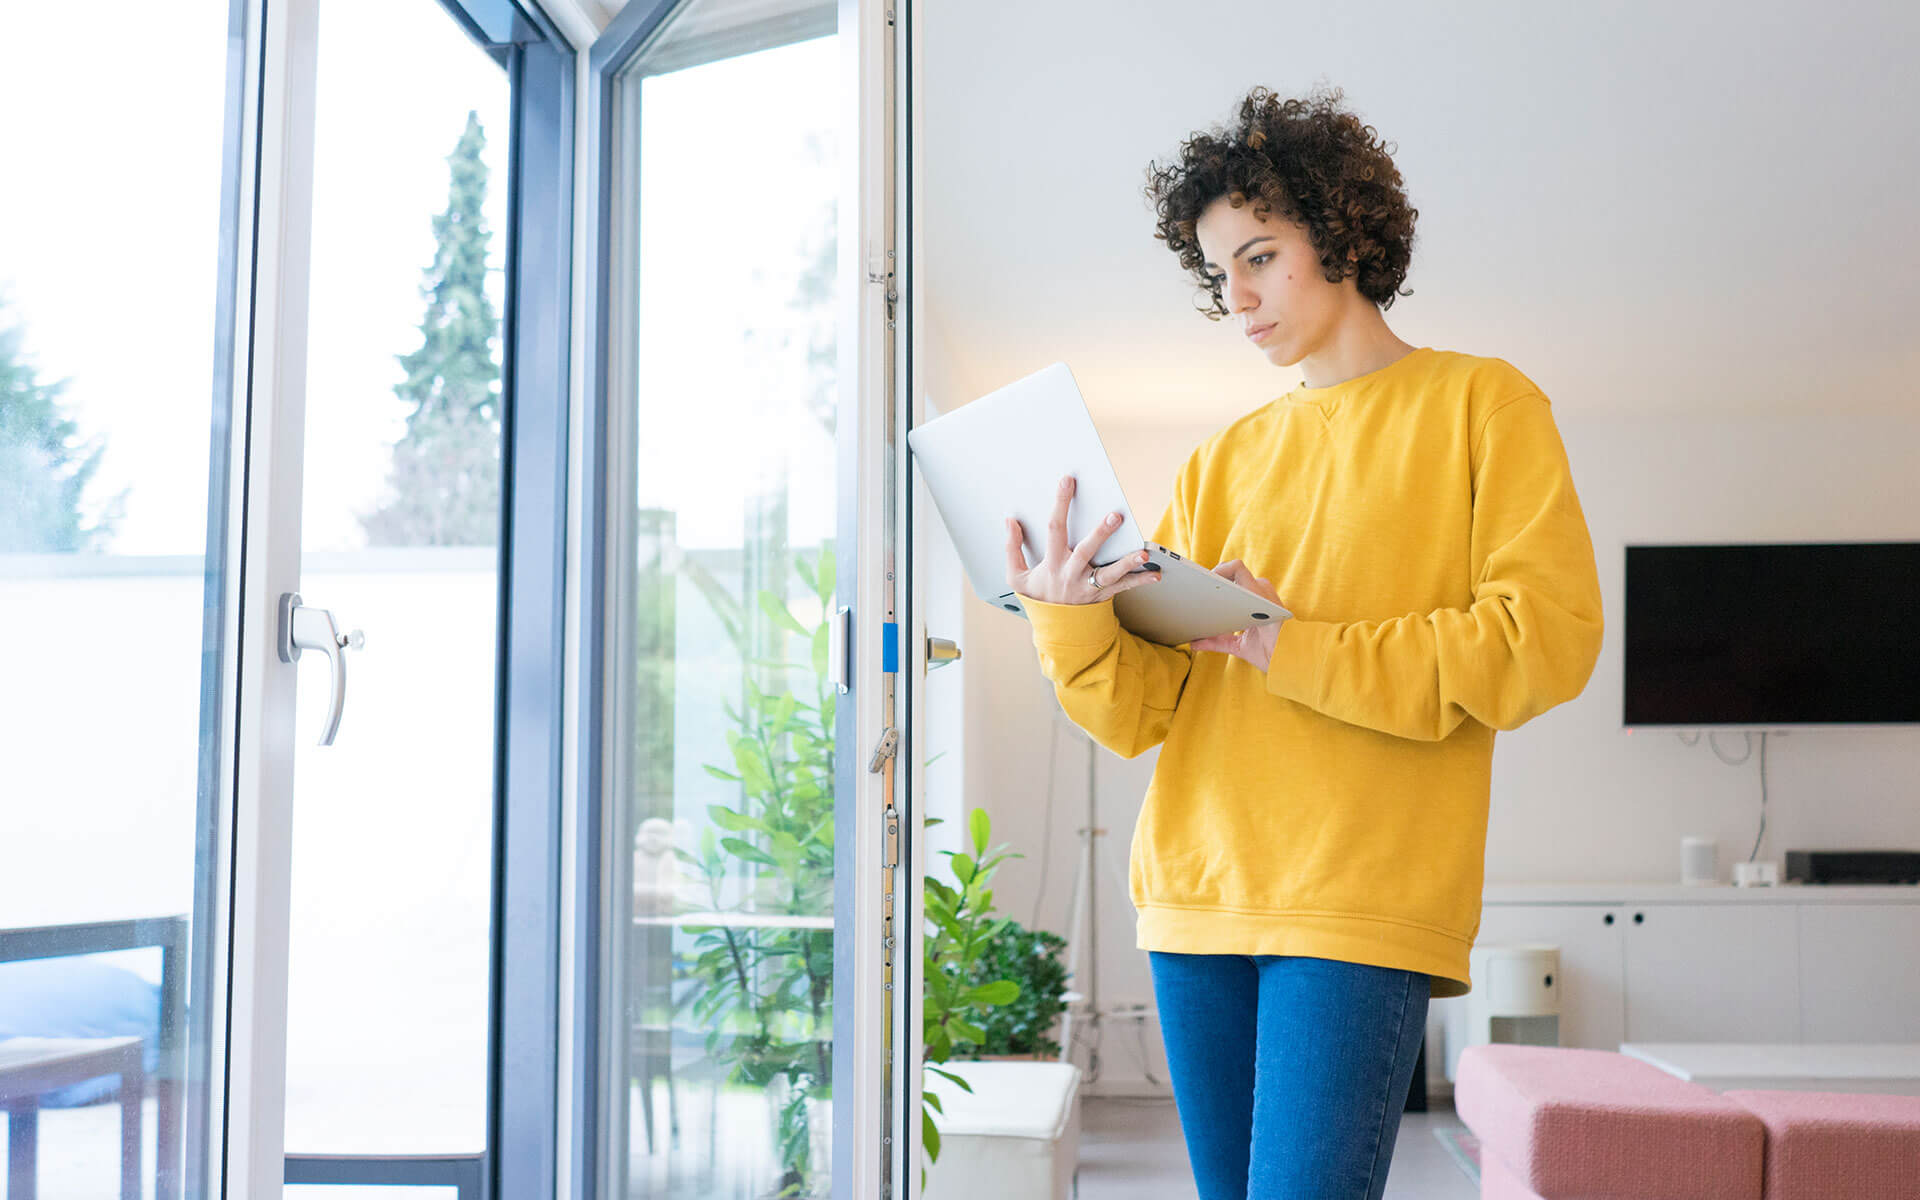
left=1747, top=731, right=1770, bottom=863
left=1674, top=730, right=1772, bottom=863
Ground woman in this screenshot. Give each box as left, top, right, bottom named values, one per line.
left=1002, top=85, right=1604, bottom=1200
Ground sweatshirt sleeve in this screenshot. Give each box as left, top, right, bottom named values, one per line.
left=1021, top=460, right=1199, bottom=759
left=1262, top=393, right=1604, bottom=741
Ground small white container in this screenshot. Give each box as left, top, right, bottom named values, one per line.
left=1449, top=944, right=1562, bottom=1081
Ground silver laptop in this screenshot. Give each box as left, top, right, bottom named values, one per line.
left=908, top=361, right=1288, bottom=647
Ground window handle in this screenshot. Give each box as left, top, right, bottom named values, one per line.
left=278, top=592, right=365, bottom=745
left=827, top=605, right=851, bottom=694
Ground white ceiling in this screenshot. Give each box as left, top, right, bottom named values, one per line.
left=920, top=0, right=1920, bottom=426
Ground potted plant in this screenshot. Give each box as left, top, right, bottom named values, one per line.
left=920, top=808, right=1025, bottom=1183
left=960, top=921, right=1069, bottom=1061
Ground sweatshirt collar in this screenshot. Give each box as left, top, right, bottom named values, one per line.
left=1284, top=345, right=1433, bottom=414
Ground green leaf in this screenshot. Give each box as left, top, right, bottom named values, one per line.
left=926, top=1065, right=974, bottom=1093
left=759, top=590, right=810, bottom=636
left=702, top=764, right=742, bottom=782
left=922, top=1090, right=943, bottom=1114
left=709, top=806, right=757, bottom=832
left=966, top=980, right=1020, bottom=1006
left=732, top=742, right=773, bottom=794
left=950, top=854, right=976, bottom=885
left=948, top=1018, right=986, bottom=1044
left=923, top=1106, right=941, bottom=1163
left=769, top=692, right=798, bottom=733
left=811, top=624, right=828, bottom=678
left=720, top=837, right=776, bottom=866
left=969, top=808, right=990, bottom=856
left=768, top=829, right=803, bottom=868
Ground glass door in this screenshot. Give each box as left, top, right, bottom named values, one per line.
left=0, top=5, right=242, bottom=1199
left=583, top=0, right=907, bottom=1197
left=3, top=2, right=573, bottom=1198
left=250, top=1, right=575, bottom=1197
left=280, top=0, right=509, bottom=1173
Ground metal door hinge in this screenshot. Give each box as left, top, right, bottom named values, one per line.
left=869, top=726, right=901, bottom=871
left=867, top=250, right=897, bottom=327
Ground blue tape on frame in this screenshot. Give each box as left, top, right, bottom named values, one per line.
left=882, top=622, right=898, bottom=674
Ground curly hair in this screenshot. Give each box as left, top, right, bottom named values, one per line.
left=1144, top=83, right=1417, bottom=318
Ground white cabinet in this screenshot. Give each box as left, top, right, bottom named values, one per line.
left=1437, top=887, right=1920, bottom=1083
left=1798, top=904, right=1920, bottom=1040
left=1620, top=903, right=1799, bottom=1042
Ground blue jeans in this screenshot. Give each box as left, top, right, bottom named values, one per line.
left=1147, top=952, right=1430, bottom=1200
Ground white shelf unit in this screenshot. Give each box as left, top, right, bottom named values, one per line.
left=1436, top=884, right=1920, bottom=1082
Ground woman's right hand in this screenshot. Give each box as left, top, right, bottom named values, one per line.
left=1005, top=474, right=1162, bottom=605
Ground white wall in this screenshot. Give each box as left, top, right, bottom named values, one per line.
left=917, top=306, right=985, bottom=864
left=919, top=0, right=1920, bottom=431
left=913, top=0, right=1920, bottom=1101
left=932, top=398, right=1920, bottom=1093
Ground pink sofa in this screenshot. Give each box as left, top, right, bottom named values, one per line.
left=1454, top=1044, right=1920, bottom=1200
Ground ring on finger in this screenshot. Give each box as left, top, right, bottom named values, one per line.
left=1087, top=567, right=1103, bottom=591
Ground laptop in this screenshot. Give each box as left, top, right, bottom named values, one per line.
left=908, top=361, right=1288, bottom=647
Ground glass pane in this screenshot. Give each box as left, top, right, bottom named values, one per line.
left=0, top=4, right=237, bottom=1199
left=609, top=14, right=841, bottom=1199
left=282, top=0, right=510, bottom=1155
left=287, top=1189, right=457, bottom=1199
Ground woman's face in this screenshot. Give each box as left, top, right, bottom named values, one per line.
left=1194, top=193, right=1348, bottom=366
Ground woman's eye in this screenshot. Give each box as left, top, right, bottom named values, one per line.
left=1207, top=254, right=1273, bottom=285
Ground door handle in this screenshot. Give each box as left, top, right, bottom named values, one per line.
left=278, top=592, right=365, bottom=746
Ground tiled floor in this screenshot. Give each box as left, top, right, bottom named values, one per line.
left=1078, top=1093, right=1479, bottom=1200
left=10, top=1084, right=1483, bottom=1199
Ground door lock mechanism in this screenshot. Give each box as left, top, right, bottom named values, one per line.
left=278, top=592, right=364, bottom=746
left=925, top=635, right=961, bottom=671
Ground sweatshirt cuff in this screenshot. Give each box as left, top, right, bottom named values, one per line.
left=1022, top=594, right=1121, bottom=648
left=1263, top=616, right=1333, bottom=706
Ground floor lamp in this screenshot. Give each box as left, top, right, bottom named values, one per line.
left=1053, top=707, right=1106, bottom=1073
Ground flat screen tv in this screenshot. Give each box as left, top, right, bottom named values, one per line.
left=1623, top=542, right=1920, bottom=727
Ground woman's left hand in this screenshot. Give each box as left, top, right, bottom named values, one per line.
left=1189, top=559, right=1288, bottom=672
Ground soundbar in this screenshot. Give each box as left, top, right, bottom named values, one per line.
left=1784, top=850, right=1920, bottom=885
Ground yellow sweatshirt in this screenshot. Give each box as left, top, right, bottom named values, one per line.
left=1021, top=346, right=1602, bottom=998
